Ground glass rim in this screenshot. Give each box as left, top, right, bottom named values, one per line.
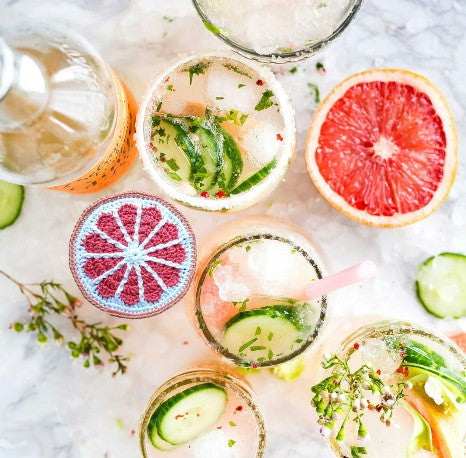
left=194, top=232, right=328, bottom=368
left=139, top=367, right=267, bottom=457
left=192, top=0, right=365, bottom=63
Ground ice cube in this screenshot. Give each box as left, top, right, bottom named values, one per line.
left=213, top=264, right=250, bottom=302
left=360, top=338, right=403, bottom=376
left=240, top=121, right=282, bottom=167
left=247, top=241, right=295, bottom=296
left=206, top=66, right=259, bottom=114
left=191, top=429, right=237, bottom=458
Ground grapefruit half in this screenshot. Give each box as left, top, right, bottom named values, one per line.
left=305, top=69, right=457, bottom=227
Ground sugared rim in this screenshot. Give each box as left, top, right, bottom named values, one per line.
left=194, top=222, right=329, bottom=368
left=136, top=50, right=296, bottom=212
left=139, top=367, right=267, bottom=457
left=69, top=191, right=197, bottom=319
left=191, top=0, right=364, bottom=63
left=305, top=68, right=458, bottom=228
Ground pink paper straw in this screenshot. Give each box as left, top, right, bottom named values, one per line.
left=305, top=260, right=377, bottom=300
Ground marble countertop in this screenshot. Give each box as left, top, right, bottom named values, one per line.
left=0, top=0, right=465, bottom=457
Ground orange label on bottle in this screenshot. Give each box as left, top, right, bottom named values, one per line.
left=51, top=73, right=138, bottom=194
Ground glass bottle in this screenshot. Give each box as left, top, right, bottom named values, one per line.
left=0, top=22, right=137, bottom=193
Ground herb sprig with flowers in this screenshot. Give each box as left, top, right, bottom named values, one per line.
left=310, top=347, right=412, bottom=451
left=2, top=269, right=129, bottom=376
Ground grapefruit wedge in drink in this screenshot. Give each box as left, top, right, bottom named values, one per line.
left=305, top=69, right=458, bottom=227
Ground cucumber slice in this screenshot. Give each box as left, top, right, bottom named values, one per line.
left=230, top=158, right=276, bottom=195
left=217, top=125, right=243, bottom=191
left=399, top=339, right=466, bottom=402
left=152, top=383, right=227, bottom=445
left=152, top=117, right=194, bottom=184
left=223, top=305, right=303, bottom=361
left=147, top=419, right=177, bottom=451
left=185, top=121, right=223, bottom=192
left=0, top=180, right=24, bottom=229
left=416, top=252, right=466, bottom=318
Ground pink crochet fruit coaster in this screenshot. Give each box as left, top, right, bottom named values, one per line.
left=69, top=191, right=196, bottom=319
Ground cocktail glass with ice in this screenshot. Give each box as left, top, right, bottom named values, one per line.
left=188, top=216, right=329, bottom=368
left=192, top=0, right=364, bottom=63
left=136, top=51, right=295, bottom=212
left=310, top=320, right=466, bottom=457
left=139, top=365, right=266, bottom=457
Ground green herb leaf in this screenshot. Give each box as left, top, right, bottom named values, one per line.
left=229, top=421, right=237, bottom=427
left=350, top=446, right=367, bottom=458
left=308, top=83, right=320, bottom=104
left=316, top=62, right=325, bottom=72
left=183, top=61, right=210, bottom=85
left=290, top=67, right=298, bottom=74
left=163, top=16, right=175, bottom=23
left=209, top=259, right=222, bottom=277
left=166, top=158, right=180, bottom=171
left=268, top=332, right=273, bottom=341
left=255, top=90, right=275, bottom=111
left=238, top=83, right=246, bottom=88
left=255, top=326, right=261, bottom=336
left=239, top=337, right=257, bottom=352
left=166, top=84, right=174, bottom=91
left=223, top=63, right=252, bottom=78
left=202, top=20, right=223, bottom=35
left=167, top=171, right=182, bottom=181
left=228, top=439, right=236, bottom=448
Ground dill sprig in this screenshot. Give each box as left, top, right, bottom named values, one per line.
left=2, top=269, right=129, bottom=376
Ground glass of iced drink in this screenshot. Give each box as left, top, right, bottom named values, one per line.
left=192, top=0, right=364, bottom=62
left=136, top=51, right=295, bottom=211
left=310, top=320, right=466, bottom=457
left=139, top=364, right=266, bottom=457
left=188, top=216, right=329, bottom=368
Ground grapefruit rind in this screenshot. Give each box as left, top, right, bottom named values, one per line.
left=305, top=69, right=458, bottom=228
left=69, top=191, right=196, bottom=319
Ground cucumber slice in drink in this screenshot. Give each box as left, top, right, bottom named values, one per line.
left=416, top=252, right=466, bottom=318
left=224, top=305, right=303, bottom=362
left=147, top=422, right=177, bottom=451
left=230, top=159, right=276, bottom=195
left=399, top=339, right=466, bottom=402
left=151, top=383, right=227, bottom=445
left=217, top=125, right=243, bottom=191
left=0, top=180, right=24, bottom=229
left=152, top=117, right=194, bottom=183
left=185, top=121, right=223, bottom=192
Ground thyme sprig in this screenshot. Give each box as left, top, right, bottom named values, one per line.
left=311, top=352, right=409, bottom=445
left=2, top=269, right=129, bottom=376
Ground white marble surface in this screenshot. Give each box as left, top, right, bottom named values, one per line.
left=1, top=1, right=465, bottom=457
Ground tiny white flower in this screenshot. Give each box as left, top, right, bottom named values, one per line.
left=404, top=381, right=413, bottom=390
left=360, top=398, right=368, bottom=409
left=337, top=393, right=347, bottom=403
left=330, top=392, right=338, bottom=402
left=382, top=385, right=391, bottom=394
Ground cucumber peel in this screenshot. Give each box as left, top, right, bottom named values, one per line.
left=401, top=400, right=433, bottom=458
left=149, top=383, right=227, bottom=446
left=416, top=252, right=466, bottom=318
left=0, top=180, right=24, bottom=229
left=396, top=339, right=466, bottom=402
left=230, top=159, right=277, bottom=195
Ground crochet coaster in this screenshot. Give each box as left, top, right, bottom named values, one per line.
left=69, top=191, right=196, bottom=318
